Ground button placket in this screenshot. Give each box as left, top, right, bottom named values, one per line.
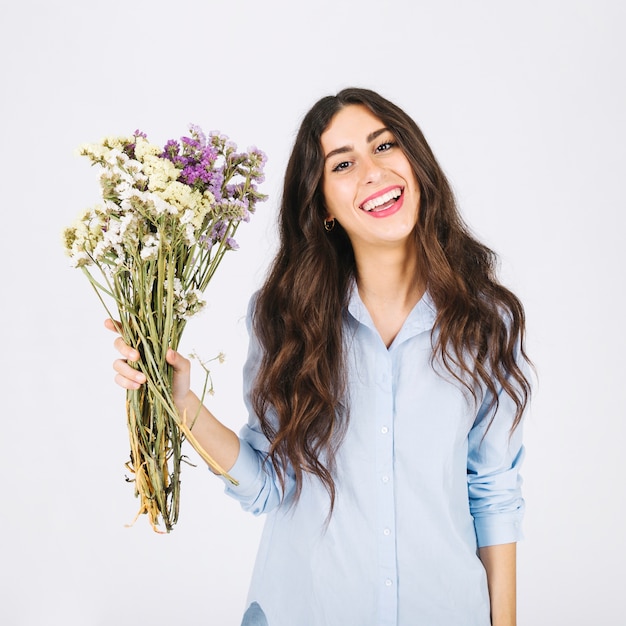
left=374, top=350, right=398, bottom=621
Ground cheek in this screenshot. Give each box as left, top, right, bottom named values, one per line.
left=321, top=181, right=333, bottom=213
left=410, top=174, right=421, bottom=205
left=321, top=173, right=335, bottom=199
left=322, top=179, right=349, bottom=214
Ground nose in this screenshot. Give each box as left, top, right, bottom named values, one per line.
left=361, top=154, right=383, bottom=185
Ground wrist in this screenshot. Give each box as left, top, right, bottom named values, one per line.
left=174, top=390, right=200, bottom=424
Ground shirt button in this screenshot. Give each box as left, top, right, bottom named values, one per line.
left=383, top=528, right=391, bottom=536
left=381, top=426, right=389, bottom=434
left=381, top=475, right=389, bottom=484
left=385, top=578, right=393, bottom=587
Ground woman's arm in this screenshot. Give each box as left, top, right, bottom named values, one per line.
left=106, top=318, right=241, bottom=472
left=478, top=542, right=517, bottom=626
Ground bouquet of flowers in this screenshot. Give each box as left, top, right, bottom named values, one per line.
left=63, top=125, right=267, bottom=532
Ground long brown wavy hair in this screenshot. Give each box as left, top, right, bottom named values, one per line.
left=251, top=87, right=532, bottom=511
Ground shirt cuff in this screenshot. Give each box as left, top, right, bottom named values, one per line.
left=217, top=438, right=266, bottom=499
left=474, top=513, right=524, bottom=548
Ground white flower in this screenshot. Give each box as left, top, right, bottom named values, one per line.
left=119, top=212, right=138, bottom=238
left=140, top=233, right=160, bottom=260
left=105, top=148, right=129, bottom=168
left=180, top=209, right=194, bottom=225
left=102, top=135, right=134, bottom=151
left=183, top=289, right=207, bottom=319
left=115, top=180, right=135, bottom=200
left=77, top=143, right=107, bottom=161
left=184, top=223, right=196, bottom=246
left=161, top=278, right=208, bottom=320
left=164, top=278, right=184, bottom=297
left=69, top=250, right=90, bottom=268
left=125, top=158, right=144, bottom=174
left=149, top=193, right=175, bottom=216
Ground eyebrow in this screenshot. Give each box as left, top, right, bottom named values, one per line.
left=324, top=127, right=389, bottom=161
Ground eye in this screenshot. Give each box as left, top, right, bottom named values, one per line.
left=332, top=160, right=352, bottom=172
left=376, top=140, right=396, bottom=153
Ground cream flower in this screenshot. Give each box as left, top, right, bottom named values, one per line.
left=133, top=137, right=160, bottom=160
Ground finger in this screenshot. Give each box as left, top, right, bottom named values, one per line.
left=113, top=335, right=140, bottom=361
left=113, top=358, right=146, bottom=385
left=114, top=372, right=143, bottom=390
left=104, top=318, right=123, bottom=333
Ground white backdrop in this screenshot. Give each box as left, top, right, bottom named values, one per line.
left=1, top=1, right=624, bottom=625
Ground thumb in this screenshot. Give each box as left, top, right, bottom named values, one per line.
left=166, top=348, right=189, bottom=372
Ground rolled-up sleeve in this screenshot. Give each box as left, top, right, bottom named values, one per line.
left=219, top=294, right=295, bottom=515
left=467, top=370, right=527, bottom=548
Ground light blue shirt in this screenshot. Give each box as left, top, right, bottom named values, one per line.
left=223, top=286, right=525, bottom=626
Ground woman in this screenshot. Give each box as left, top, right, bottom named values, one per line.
left=109, top=88, right=532, bottom=626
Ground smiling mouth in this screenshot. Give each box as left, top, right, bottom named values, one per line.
left=360, top=186, right=404, bottom=212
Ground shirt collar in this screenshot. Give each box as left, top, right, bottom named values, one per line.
left=346, top=279, right=437, bottom=342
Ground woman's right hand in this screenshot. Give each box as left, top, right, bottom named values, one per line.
left=105, top=319, right=146, bottom=390
left=104, top=319, right=240, bottom=475
left=104, top=319, right=191, bottom=407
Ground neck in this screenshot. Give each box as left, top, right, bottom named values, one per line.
left=354, top=241, right=424, bottom=308
left=353, top=242, right=425, bottom=347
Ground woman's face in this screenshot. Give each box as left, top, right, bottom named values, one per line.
left=321, top=104, right=420, bottom=254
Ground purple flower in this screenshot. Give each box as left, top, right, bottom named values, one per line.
left=161, top=139, right=181, bottom=162
left=208, top=169, right=224, bottom=200
left=198, top=234, right=212, bottom=249
left=189, top=124, right=207, bottom=146
left=210, top=220, right=227, bottom=244
left=248, top=146, right=268, bottom=166
left=181, top=135, right=202, bottom=155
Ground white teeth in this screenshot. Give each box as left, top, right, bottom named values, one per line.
left=362, top=188, right=402, bottom=212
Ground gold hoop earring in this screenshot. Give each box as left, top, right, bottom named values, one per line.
left=324, top=218, right=335, bottom=232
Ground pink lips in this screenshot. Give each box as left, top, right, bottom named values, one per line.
left=359, top=186, right=404, bottom=218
